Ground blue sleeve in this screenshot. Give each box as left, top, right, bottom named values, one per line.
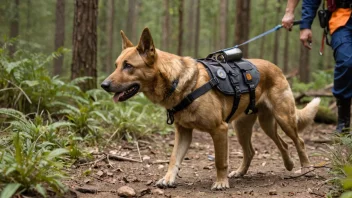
left=300, top=0, right=322, bottom=29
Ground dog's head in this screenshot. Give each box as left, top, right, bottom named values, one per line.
left=101, top=28, right=157, bottom=102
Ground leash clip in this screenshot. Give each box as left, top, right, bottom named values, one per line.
left=166, top=109, right=175, bottom=125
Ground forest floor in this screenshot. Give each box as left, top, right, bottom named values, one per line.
left=64, top=123, right=336, bottom=198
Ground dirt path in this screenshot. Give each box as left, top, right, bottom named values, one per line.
left=65, top=123, right=335, bottom=198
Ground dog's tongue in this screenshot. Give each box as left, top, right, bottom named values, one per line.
left=113, top=92, right=124, bottom=102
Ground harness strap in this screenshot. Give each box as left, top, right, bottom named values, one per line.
left=226, top=74, right=241, bottom=122
left=237, top=65, right=258, bottom=115
left=166, top=78, right=219, bottom=125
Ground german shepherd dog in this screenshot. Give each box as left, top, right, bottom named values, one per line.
left=101, top=28, right=320, bottom=190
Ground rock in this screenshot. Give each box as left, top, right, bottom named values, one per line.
left=117, top=186, right=136, bottom=197
left=236, top=191, right=242, bottom=195
left=83, top=178, right=91, bottom=184
left=143, top=155, right=151, bottom=161
left=140, top=188, right=151, bottom=196
left=96, top=170, right=104, bottom=177
left=207, top=155, right=215, bottom=161
left=269, top=189, right=277, bottom=195
left=158, top=165, right=164, bottom=169
left=107, top=172, right=114, bottom=176
left=152, top=188, right=164, bottom=195
left=145, top=180, right=153, bottom=186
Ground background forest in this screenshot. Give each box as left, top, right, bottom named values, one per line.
left=0, top=0, right=334, bottom=81
left=1, top=0, right=350, bottom=198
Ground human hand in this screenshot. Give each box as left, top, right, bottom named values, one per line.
left=282, top=12, right=295, bottom=31
left=300, top=29, right=313, bottom=50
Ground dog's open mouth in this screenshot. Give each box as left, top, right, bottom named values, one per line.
left=113, top=84, right=140, bottom=102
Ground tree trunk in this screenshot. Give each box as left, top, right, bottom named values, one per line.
left=186, top=0, right=195, bottom=55
left=126, top=0, right=139, bottom=41
left=71, top=0, right=98, bottom=91
left=54, top=0, right=66, bottom=76
left=26, top=0, right=31, bottom=41
left=235, top=0, right=250, bottom=57
left=259, top=0, right=268, bottom=59
left=272, top=0, right=282, bottom=65
left=219, top=0, right=228, bottom=49
left=9, top=0, right=20, bottom=57
left=299, top=45, right=310, bottom=83
left=283, top=30, right=290, bottom=74
left=177, top=0, right=184, bottom=56
left=162, top=0, right=170, bottom=51
left=105, top=0, right=115, bottom=73
left=194, top=0, right=200, bottom=58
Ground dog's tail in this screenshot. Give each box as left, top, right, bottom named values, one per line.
left=296, top=98, right=321, bottom=132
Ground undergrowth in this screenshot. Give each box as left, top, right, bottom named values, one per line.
left=0, top=41, right=171, bottom=197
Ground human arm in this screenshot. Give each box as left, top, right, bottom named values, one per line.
left=282, top=0, right=300, bottom=30
left=300, top=0, right=321, bottom=49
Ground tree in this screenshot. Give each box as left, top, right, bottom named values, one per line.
left=105, top=0, right=115, bottom=73
left=194, top=0, right=200, bottom=58
left=272, top=0, right=282, bottom=65
left=235, top=0, right=250, bottom=57
left=177, top=0, right=184, bottom=56
left=162, top=0, right=170, bottom=51
left=219, top=0, right=228, bottom=49
left=126, top=0, right=139, bottom=41
left=259, top=0, right=268, bottom=59
left=71, top=0, right=98, bottom=91
left=283, top=30, right=290, bottom=73
left=9, top=0, right=19, bottom=57
left=186, top=0, right=195, bottom=55
left=53, top=0, right=66, bottom=76
left=299, top=45, right=310, bottom=83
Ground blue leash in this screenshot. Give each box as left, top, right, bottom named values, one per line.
left=233, top=20, right=302, bottom=48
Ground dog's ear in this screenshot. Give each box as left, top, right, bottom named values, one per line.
left=137, top=28, right=156, bottom=66
left=120, top=30, right=134, bottom=49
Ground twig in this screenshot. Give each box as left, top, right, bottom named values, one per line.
left=309, top=191, right=325, bottom=197
left=77, top=156, right=106, bottom=167
left=107, top=128, right=119, bottom=144
left=133, top=134, right=143, bottom=162
left=284, top=165, right=329, bottom=179
left=109, top=154, right=141, bottom=163
left=105, top=154, right=114, bottom=168
left=152, top=160, right=169, bottom=164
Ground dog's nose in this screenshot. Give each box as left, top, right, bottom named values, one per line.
left=101, top=80, right=111, bottom=91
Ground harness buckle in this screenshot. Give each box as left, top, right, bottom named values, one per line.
left=209, top=78, right=219, bottom=87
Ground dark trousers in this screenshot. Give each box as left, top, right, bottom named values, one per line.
left=331, top=16, right=352, bottom=99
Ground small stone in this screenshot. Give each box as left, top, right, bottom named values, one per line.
left=107, top=172, right=114, bottom=176
left=140, top=188, right=151, bottom=196
left=152, top=188, right=164, bottom=195
left=158, top=165, right=164, bottom=169
left=145, top=180, right=153, bottom=186
left=143, top=155, right=151, bottom=161
left=203, top=166, right=212, bottom=170
left=84, top=178, right=91, bottom=184
left=236, top=191, right=242, bottom=195
left=96, top=170, right=104, bottom=177
left=269, top=189, right=277, bottom=195
left=117, top=186, right=136, bottom=197
left=207, top=155, right=215, bottom=161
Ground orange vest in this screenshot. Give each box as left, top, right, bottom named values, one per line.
left=329, top=8, right=352, bottom=34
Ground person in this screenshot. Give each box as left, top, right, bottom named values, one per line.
left=282, top=0, right=352, bottom=133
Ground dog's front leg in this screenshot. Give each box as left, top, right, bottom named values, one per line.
left=156, top=125, right=192, bottom=188
left=210, top=122, right=229, bottom=190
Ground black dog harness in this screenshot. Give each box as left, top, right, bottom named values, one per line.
left=166, top=56, right=260, bottom=125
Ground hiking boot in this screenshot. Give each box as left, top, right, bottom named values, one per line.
left=336, top=97, right=351, bottom=133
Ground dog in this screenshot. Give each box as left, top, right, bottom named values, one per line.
left=101, top=28, right=321, bottom=190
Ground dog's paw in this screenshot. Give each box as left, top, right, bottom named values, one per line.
left=284, top=158, right=294, bottom=171
left=156, top=177, right=176, bottom=188
left=228, top=170, right=245, bottom=178
left=211, top=179, right=229, bottom=190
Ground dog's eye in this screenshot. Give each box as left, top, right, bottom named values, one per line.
left=123, top=62, right=133, bottom=70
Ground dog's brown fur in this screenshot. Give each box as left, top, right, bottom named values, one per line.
left=102, top=28, right=321, bottom=190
